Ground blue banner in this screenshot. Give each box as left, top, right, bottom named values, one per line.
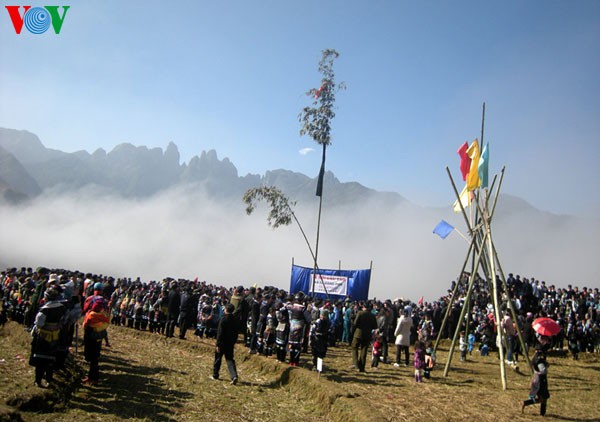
left=290, top=264, right=371, bottom=301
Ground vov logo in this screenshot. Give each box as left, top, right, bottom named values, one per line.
left=5, top=6, right=70, bottom=34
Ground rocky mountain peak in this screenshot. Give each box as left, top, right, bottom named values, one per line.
left=165, top=142, right=180, bottom=165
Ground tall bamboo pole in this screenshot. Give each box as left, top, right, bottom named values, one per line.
left=482, top=202, right=507, bottom=389
left=482, top=165, right=529, bottom=373
left=436, top=168, right=478, bottom=353
left=312, top=143, right=326, bottom=296
left=480, top=102, right=486, bottom=146
left=443, top=230, right=488, bottom=377
left=441, top=103, right=512, bottom=388
left=434, top=238, right=476, bottom=352
left=491, top=241, right=533, bottom=373
left=476, top=102, right=507, bottom=388
left=446, top=167, right=472, bottom=235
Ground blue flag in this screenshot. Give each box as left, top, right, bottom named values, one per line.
left=433, top=220, right=455, bottom=239
left=478, top=143, right=489, bottom=189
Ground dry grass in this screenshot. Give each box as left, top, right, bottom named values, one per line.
left=1, top=321, right=599, bottom=422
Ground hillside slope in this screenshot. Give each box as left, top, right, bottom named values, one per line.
left=1, top=321, right=599, bottom=422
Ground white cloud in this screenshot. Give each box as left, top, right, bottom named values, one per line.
left=298, top=147, right=314, bottom=156
left=2, top=186, right=599, bottom=302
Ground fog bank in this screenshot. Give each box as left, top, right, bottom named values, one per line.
left=1, top=186, right=598, bottom=301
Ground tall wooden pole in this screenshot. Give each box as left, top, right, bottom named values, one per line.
left=481, top=103, right=486, bottom=145
left=443, top=230, right=488, bottom=377
left=482, top=202, right=507, bottom=389
left=436, top=168, right=477, bottom=353
left=442, top=103, right=509, bottom=389
left=491, top=241, right=533, bottom=374
left=312, top=143, right=326, bottom=296
left=479, top=102, right=507, bottom=389
left=434, top=238, right=476, bottom=352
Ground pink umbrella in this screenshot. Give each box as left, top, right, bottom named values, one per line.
left=532, top=317, right=561, bottom=337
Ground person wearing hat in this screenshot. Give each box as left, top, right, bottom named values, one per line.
left=310, top=308, right=331, bottom=371
left=29, top=287, right=67, bottom=388
left=211, top=303, right=239, bottom=384
left=83, top=282, right=109, bottom=315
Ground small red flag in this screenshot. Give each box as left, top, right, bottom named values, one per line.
left=457, top=142, right=471, bottom=181
left=314, top=83, right=327, bottom=99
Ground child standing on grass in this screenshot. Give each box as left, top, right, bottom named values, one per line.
left=467, top=333, right=476, bottom=355
left=424, top=341, right=435, bottom=379
left=371, top=332, right=383, bottom=368
left=459, top=331, right=467, bottom=361
left=413, top=340, right=425, bottom=382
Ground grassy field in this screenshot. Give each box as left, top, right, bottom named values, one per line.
left=1, top=321, right=599, bottom=422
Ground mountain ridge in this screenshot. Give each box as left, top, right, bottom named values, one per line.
left=0, top=127, right=560, bottom=217
left=0, top=127, right=409, bottom=208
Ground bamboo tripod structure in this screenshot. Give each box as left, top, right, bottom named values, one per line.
left=433, top=105, right=533, bottom=390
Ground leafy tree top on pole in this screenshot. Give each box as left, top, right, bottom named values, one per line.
left=298, top=49, right=345, bottom=146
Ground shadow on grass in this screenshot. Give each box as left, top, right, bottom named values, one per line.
left=262, top=366, right=293, bottom=388
left=545, top=414, right=600, bottom=422
left=551, top=374, right=593, bottom=382
left=325, top=370, right=413, bottom=385
left=68, top=353, right=193, bottom=421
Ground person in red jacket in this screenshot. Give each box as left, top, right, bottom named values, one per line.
left=81, top=282, right=109, bottom=385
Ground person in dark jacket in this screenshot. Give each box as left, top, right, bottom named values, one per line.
left=288, top=292, right=309, bottom=366
left=165, top=283, right=180, bottom=338
left=521, top=341, right=551, bottom=416
left=248, top=293, right=262, bottom=353
left=178, top=287, right=195, bottom=339
left=211, top=303, right=239, bottom=384
left=274, top=301, right=290, bottom=362
left=29, top=287, right=66, bottom=388
left=229, top=286, right=247, bottom=338
left=310, top=308, right=331, bottom=370
left=351, top=302, right=378, bottom=372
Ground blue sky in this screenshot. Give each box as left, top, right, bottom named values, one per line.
left=1, top=0, right=599, bottom=214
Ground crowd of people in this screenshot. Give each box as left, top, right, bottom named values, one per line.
left=1, top=266, right=599, bottom=392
